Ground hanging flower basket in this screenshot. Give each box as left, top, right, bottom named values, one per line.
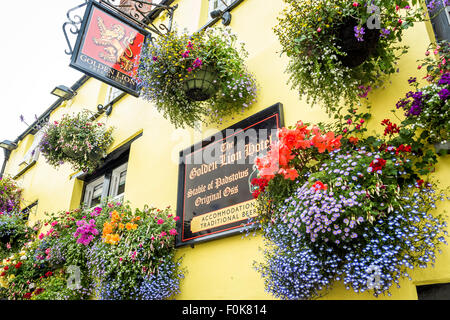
left=251, top=120, right=448, bottom=300
left=40, top=111, right=114, bottom=173
left=274, top=0, right=426, bottom=115
left=137, top=27, right=258, bottom=128
left=183, top=66, right=218, bottom=101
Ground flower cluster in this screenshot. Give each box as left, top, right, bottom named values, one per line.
left=381, top=119, right=401, bottom=137
left=255, top=176, right=448, bottom=299
left=39, top=110, right=114, bottom=173
left=0, top=176, right=22, bottom=214
left=138, top=27, right=257, bottom=128
left=0, top=202, right=183, bottom=300
left=274, top=0, right=425, bottom=114
left=87, top=204, right=183, bottom=300
left=252, top=117, right=449, bottom=299
left=254, top=121, right=342, bottom=182
left=74, top=219, right=99, bottom=246
left=394, top=44, right=450, bottom=152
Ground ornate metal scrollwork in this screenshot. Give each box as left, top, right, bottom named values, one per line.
left=63, top=0, right=90, bottom=55
left=100, top=0, right=178, bottom=38
left=63, top=0, right=177, bottom=55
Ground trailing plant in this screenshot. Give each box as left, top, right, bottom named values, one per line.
left=0, top=201, right=184, bottom=300
left=251, top=119, right=449, bottom=299
left=87, top=203, right=184, bottom=300
left=0, top=176, right=22, bottom=214
left=138, top=26, right=257, bottom=128
left=39, top=110, right=114, bottom=173
left=0, top=213, right=28, bottom=260
left=394, top=41, right=450, bottom=155
left=274, top=0, right=425, bottom=115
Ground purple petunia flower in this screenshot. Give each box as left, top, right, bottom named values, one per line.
left=380, top=28, right=391, bottom=38
left=354, top=26, right=365, bottom=42
left=438, top=88, right=450, bottom=100
left=438, top=73, right=450, bottom=86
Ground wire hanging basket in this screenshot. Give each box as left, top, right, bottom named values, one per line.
left=335, top=18, right=380, bottom=68
left=183, top=66, right=218, bottom=101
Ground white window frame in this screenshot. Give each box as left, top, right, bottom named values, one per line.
left=105, top=85, right=123, bottom=105
left=83, top=176, right=105, bottom=209
left=21, top=128, right=45, bottom=166
left=109, top=162, right=128, bottom=202
left=209, top=0, right=231, bottom=14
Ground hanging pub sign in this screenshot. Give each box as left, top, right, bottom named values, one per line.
left=175, top=103, right=284, bottom=247
left=69, top=0, right=149, bottom=97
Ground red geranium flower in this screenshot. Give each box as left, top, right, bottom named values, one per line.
left=369, top=158, right=387, bottom=172
left=312, top=181, right=328, bottom=191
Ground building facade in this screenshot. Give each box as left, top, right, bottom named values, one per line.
left=2, top=0, right=450, bottom=299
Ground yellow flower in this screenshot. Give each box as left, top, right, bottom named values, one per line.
left=0, top=278, right=8, bottom=289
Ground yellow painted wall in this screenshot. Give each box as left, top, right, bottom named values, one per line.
left=3, top=0, right=449, bottom=300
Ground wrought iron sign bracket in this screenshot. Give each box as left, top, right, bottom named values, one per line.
left=100, top=0, right=178, bottom=38
left=63, top=0, right=178, bottom=56
left=63, top=0, right=90, bottom=56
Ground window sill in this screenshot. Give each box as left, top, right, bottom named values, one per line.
left=13, top=160, right=36, bottom=179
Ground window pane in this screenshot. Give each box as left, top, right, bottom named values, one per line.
left=91, top=183, right=103, bottom=207
left=117, top=170, right=127, bottom=195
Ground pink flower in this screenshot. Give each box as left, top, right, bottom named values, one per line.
left=317, top=27, right=322, bottom=32
left=39, top=233, right=44, bottom=240
left=51, top=221, right=58, bottom=227
left=169, top=229, right=178, bottom=236
left=159, top=231, right=167, bottom=238
left=181, top=50, right=190, bottom=58
left=157, top=219, right=164, bottom=225
left=353, top=2, right=358, bottom=7
left=173, top=216, right=180, bottom=221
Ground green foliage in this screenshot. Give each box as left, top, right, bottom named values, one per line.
left=39, top=110, right=114, bottom=173
left=274, top=0, right=425, bottom=115
left=138, top=27, right=258, bottom=128
left=0, top=201, right=183, bottom=300
left=0, top=176, right=22, bottom=214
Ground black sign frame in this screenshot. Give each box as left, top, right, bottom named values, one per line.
left=175, top=103, right=284, bottom=248
left=69, top=0, right=150, bottom=97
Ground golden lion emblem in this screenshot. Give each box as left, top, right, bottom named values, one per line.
left=93, top=16, right=136, bottom=72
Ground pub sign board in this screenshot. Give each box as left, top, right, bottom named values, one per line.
left=175, top=103, right=284, bottom=247
left=69, top=0, right=149, bottom=97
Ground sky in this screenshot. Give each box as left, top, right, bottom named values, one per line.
left=0, top=1, right=88, bottom=172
